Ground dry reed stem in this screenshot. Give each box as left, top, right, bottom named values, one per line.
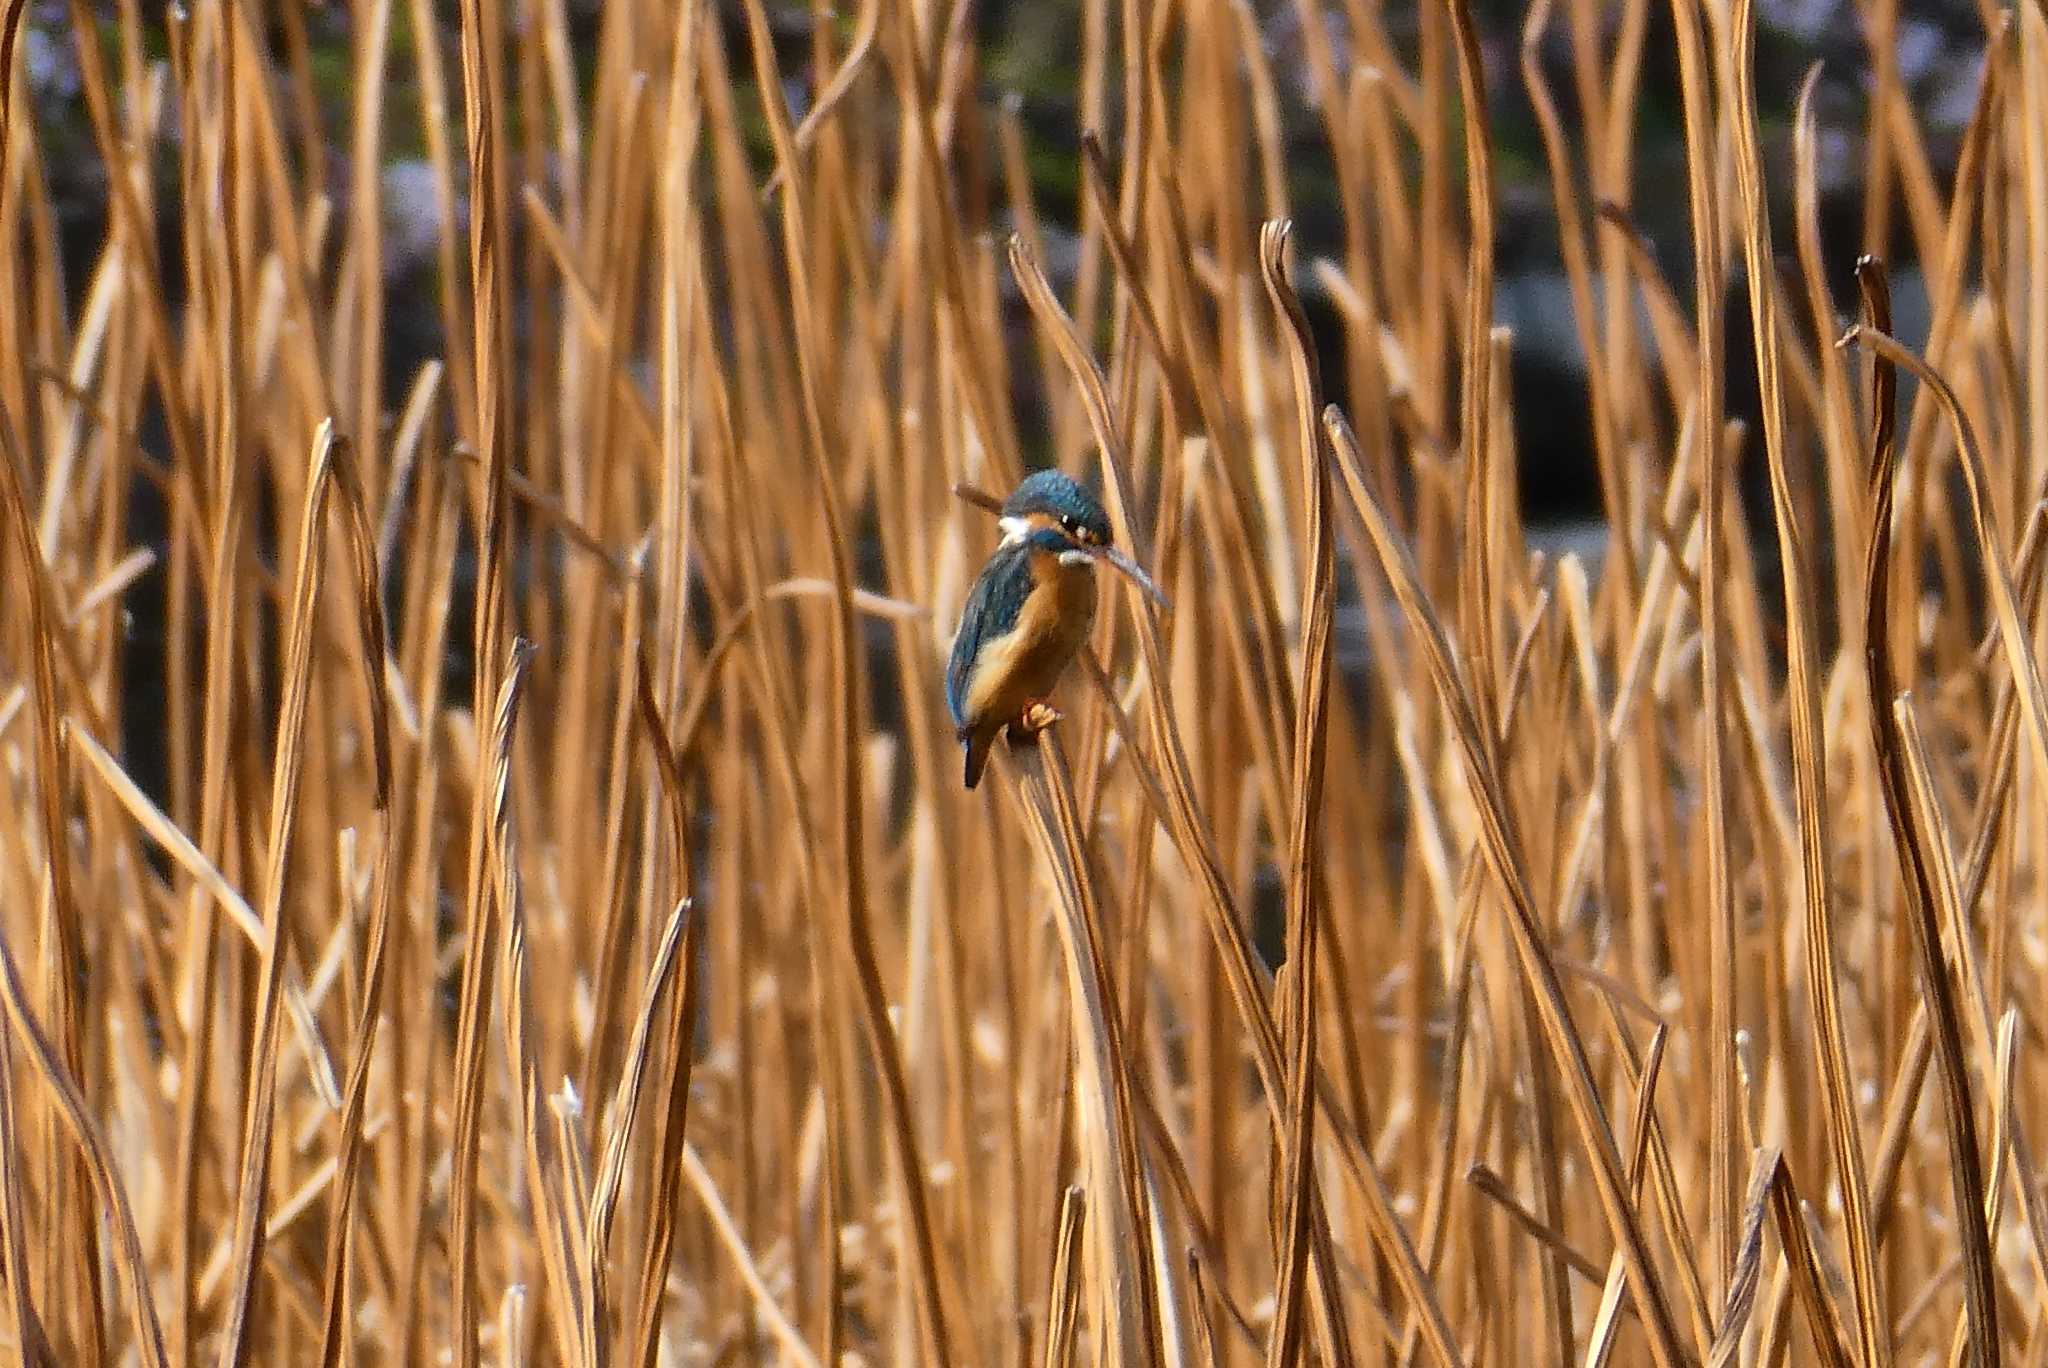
left=677, top=1142, right=823, bottom=1368
left=1582, top=1023, right=1670, bottom=1366
left=1463, top=1164, right=1607, bottom=1284
left=624, top=655, right=706, bottom=1368
left=0, top=19, right=104, bottom=1361
left=1850, top=280, right=2009, bottom=1365
left=1758, top=1152, right=1858, bottom=1368
left=584, top=895, right=690, bottom=1367
left=1327, top=406, right=1691, bottom=1367
left=311, top=802, right=398, bottom=1368
left=0, top=1022, right=37, bottom=1368
left=1007, top=731, right=1159, bottom=1367
left=1658, top=0, right=1741, bottom=1318
left=217, top=422, right=389, bottom=1366
left=737, top=1, right=955, bottom=1357
left=0, top=884, right=165, bottom=1367
left=1043, top=1186, right=1088, bottom=1368
left=449, top=0, right=517, bottom=1357
left=485, top=639, right=593, bottom=1366
left=1260, top=219, right=1341, bottom=1368
left=1724, top=1, right=1889, bottom=1359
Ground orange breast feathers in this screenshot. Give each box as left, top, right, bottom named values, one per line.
left=961, top=547, right=1097, bottom=724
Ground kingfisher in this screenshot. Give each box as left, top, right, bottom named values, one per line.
left=945, top=470, right=1167, bottom=789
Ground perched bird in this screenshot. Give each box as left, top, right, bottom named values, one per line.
left=945, top=471, right=1166, bottom=788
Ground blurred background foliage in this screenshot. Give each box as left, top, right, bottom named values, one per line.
left=21, top=0, right=1986, bottom=527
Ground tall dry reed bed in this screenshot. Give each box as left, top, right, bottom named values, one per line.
left=0, top=0, right=2044, bottom=1363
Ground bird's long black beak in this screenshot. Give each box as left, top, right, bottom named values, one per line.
left=1091, top=545, right=1171, bottom=611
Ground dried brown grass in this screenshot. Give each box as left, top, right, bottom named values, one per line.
left=1, top=0, right=2046, bottom=1363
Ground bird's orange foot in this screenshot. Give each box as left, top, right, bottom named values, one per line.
left=1016, top=699, right=1064, bottom=734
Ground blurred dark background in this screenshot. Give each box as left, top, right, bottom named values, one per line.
left=23, top=0, right=1983, bottom=518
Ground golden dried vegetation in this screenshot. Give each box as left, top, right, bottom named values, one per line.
left=0, top=0, right=2045, bottom=1363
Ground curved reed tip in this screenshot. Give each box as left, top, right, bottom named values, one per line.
left=1257, top=221, right=1295, bottom=288
left=951, top=481, right=1004, bottom=515
left=1321, top=404, right=1355, bottom=445
left=1833, top=323, right=1864, bottom=351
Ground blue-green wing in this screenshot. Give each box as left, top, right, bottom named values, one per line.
left=945, top=543, right=1033, bottom=729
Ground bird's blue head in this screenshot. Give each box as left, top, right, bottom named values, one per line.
left=1000, top=470, right=1114, bottom=548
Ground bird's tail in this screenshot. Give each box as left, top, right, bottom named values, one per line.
left=961, top=727, right=995, bottom=789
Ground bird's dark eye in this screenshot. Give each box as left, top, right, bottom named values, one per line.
left=1060, top=515, right=1079, bottom=535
